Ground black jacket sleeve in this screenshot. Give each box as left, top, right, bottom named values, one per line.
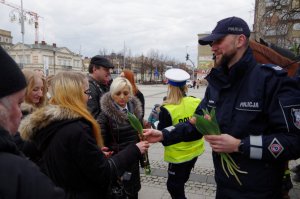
left=157, top=106, right=172, bottom=130
left=0, top=153, right=65, bottom=199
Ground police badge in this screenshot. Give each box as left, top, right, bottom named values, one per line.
left=291, top=108, right=300, bottom=130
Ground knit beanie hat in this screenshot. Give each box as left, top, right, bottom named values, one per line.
left=0, top=46, right=27, bottom=98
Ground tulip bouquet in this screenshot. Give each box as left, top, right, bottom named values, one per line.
left=127, top=112, right=151, bottom=175
left=194, top=108, right=247, bottom=185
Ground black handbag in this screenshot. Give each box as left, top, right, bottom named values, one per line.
left=107, top=159, right=129, bottom=199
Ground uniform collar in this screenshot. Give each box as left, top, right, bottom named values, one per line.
left=206, top=47, right=257, bottom=89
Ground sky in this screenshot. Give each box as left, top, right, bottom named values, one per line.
left=0, top=0, right=255, bottom=64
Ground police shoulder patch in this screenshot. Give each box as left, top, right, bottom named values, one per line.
left=268, top=138, right=284, bottom=158
left=260, top=64, right=287, bottom=76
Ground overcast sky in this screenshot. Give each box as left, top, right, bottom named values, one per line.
left=1, top=0, right=255, bottom=63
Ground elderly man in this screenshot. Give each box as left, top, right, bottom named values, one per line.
left=144, top=16, right=300, bottom=199
left=87, top=55, right=114, bottom=118
left=0, top=46, right=65, bottom=198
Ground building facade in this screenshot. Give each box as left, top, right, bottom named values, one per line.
left=0, top=29, right=13, bottom=50
left=8, top=41, right=83, bottom=76
left=254, top=0, right=300, bottom=51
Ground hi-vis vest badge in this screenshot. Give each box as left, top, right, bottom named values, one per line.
left=291, top=108, right=300, bottom=130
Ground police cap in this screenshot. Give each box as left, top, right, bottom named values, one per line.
left=165, top=68, right=190, bottom=87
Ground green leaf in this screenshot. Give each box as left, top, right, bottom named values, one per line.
left=127, top=112, right=143, bottom=134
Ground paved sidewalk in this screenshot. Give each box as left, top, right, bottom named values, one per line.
left=139, top=143, right=300, bottom=199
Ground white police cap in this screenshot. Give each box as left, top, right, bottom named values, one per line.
left=165, top=68, right=190, bottom=87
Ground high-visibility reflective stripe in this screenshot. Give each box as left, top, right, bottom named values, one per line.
left=250, top=146, right=262, bottom=159
left=250, top=135, right=262, bottom=147
left=164, top=126, right=175, bottom=132
left=250, top=135, right=263, bottom=159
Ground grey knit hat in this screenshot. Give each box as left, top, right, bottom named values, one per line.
left=0, top=46, right=27, bottom=98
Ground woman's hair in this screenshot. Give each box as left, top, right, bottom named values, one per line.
left=163, top=84, right=187, bottom=105
left=46, top=75, right=55, bottom=87
left=49, top=72, right=103, bottom=147
left=22, top=69, right=47, bottom=107
left=110, top=77, right=133, bottom=97
left=121, top=69, right=138, bottom=95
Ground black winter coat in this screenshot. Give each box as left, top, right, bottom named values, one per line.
left=0, top=126, right=65, bottom=199
left=87, top=75, right=110, bottom=119
left=97, top=92, right=143, bottom=196
left=19, top=105, right=142, bottom=199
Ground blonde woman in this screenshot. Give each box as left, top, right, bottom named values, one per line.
left=21, top=69, right=47, bottom=116
left=158, top=69, right=204, bottom=199
left=19, top=72, right=149, bottom=199
left=14, top=69, right=47, bottom=160
left=97, top=77, right=143, bottom=199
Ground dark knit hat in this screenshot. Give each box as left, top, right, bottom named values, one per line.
left=0, top=46, right=27, bottom=98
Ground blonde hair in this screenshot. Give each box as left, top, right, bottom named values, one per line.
left=22, top=69, right=47, bottom=107
left=163, top=85, right=187, bottom=105
left=110, top=77, right=133, bottom=97
left=49, top=72, right=103, bottom=147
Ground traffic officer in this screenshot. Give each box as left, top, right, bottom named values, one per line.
left=144, top=16, right=300, bottom=199
left=158, top=68, right=205, bottom=199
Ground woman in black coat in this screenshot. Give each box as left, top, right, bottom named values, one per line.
left=19, top=72, right=149, bottom=199
left=97, top=77, right=143, bottom=199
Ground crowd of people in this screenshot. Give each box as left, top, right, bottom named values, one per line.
left=0, top=16, right=300, bottom=199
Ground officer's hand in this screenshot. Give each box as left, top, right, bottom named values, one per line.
left=189, top=116, right=196, bottom=125
left=143, top=129, right=163, bottom=143
left=204, top=134, right=241, bottom=153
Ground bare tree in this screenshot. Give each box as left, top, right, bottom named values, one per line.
left=255, top=0, right=300, bottom=49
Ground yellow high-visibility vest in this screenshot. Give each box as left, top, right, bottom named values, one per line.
left=163, top=96, right=205, bottom=163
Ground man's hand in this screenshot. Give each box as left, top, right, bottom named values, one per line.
left=189, top=116, right=196, bottom=125
left=204, top=134, right=241, bottom=153
left=143, top=129, right=163, bottom=143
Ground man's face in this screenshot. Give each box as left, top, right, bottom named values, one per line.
left=211, top=34, right=240, bottom=68
left=94, top=66, right=111, bottom=84
left=0, top=89, right=25, bottom=135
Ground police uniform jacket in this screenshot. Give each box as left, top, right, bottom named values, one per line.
left=197, top=47, right=300, bottom=198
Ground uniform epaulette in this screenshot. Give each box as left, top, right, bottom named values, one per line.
left=260, top=63, right=287, bottom=76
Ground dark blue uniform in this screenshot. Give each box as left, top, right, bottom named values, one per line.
left=162, top=47, right=300, bottom=199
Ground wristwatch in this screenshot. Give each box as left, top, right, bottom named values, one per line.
left=238, top=141, right=244, bottom=154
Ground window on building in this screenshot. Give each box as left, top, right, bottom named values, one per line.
left=32, top=56, right=38, bottom=64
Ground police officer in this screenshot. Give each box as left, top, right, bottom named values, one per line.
left=158, top=69, right=204, bottom=199
left=144, top=16, right=300, bottom=199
